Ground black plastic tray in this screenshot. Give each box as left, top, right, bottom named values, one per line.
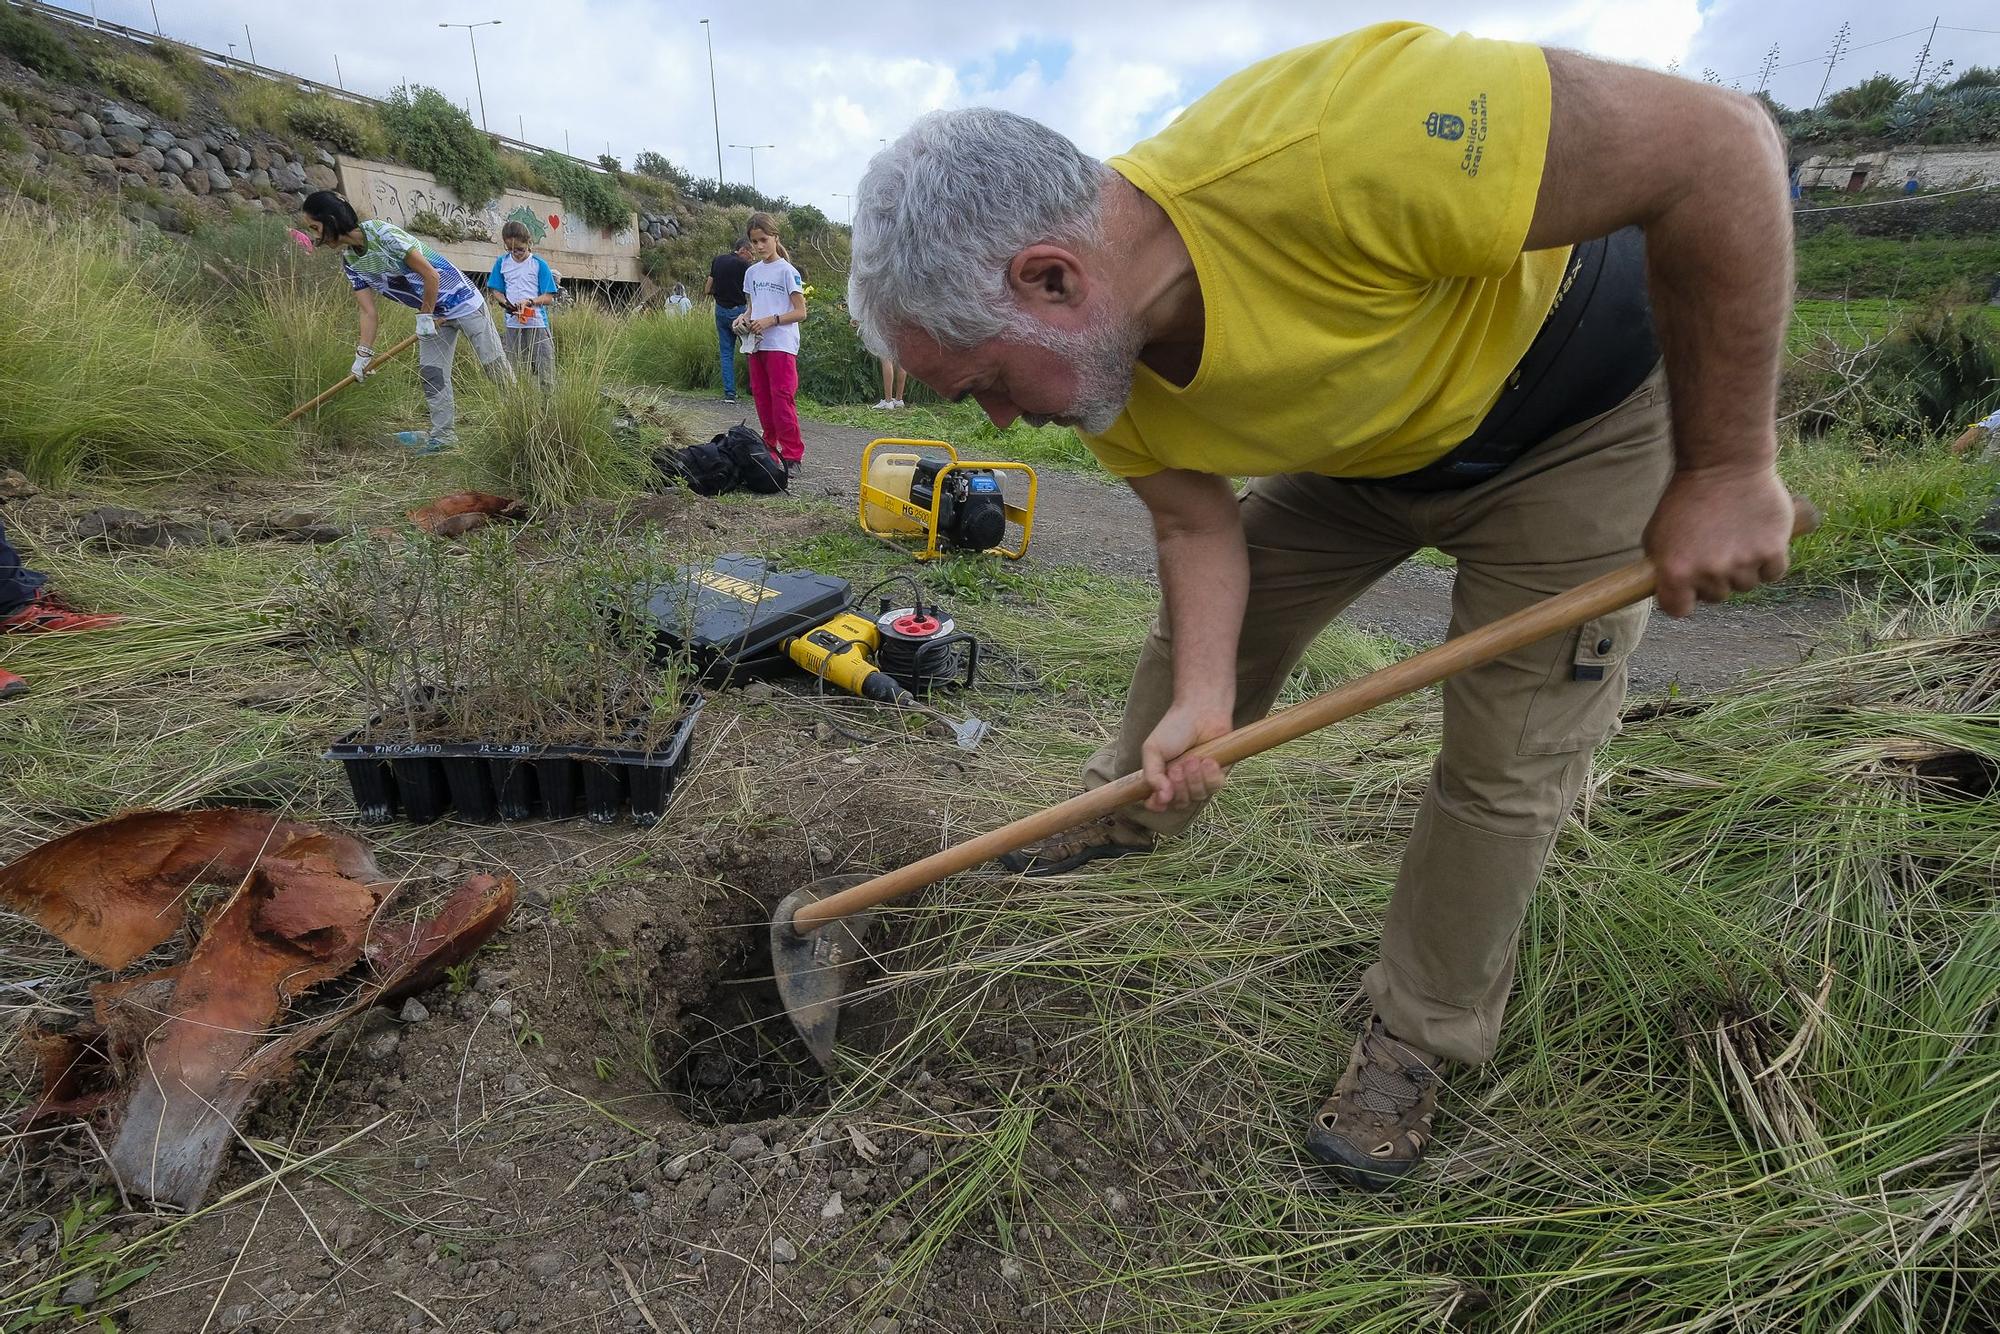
left=325, top=698, right=704, bottom=826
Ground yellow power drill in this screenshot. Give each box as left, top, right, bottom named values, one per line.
left=784, top=611, right=904, bottom=703
left=783, top=611, right=991, bottom=749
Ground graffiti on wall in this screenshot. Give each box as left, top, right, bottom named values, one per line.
left=335, top=155, right=640, bottom=282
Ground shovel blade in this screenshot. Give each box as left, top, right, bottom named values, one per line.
left=770, top=874, right=878, bottom=1073
left=951, top=718, right=990, bottom=751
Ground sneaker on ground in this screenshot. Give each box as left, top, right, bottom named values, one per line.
left=0, top=667, right=25, bottom=699
left=890, top=399, right=905, bottom=409
left=873, top=399, right=895, bottom=410
left=390, top=430, right=451, bottom=455
left=1, top=588, right=123, bottom=635
left=997, top=814, right=1155, bottom=877
left=723, top=393, right=738, bottom=403
left=1304, top=1016, right=1444, bottom=1190
left=784, top=460, right=802, bottom=479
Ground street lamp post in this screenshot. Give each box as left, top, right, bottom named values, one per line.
left=700, top=20, right=723, bottom=187
left=728, top=143, right=774, bottom=193
left=438, top=20, right=502, bottom=132
left=833, top=192, right=854, bottom=224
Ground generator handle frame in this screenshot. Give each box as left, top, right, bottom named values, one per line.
left=858, top=438, right=1038, bottom=561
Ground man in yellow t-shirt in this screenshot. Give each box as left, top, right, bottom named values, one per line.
left=848, top=23, right=1797, bottom=1189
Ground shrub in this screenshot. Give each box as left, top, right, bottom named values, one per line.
left=0, top=8, right=83, bottom=81
left=1866, top=302, right=2000, bottom=432
left=532, top=152, right=628, bottom=231
left=497, top=149, right=550, bottom=194
left=87, top=52, right=188, bottom=119
left=289, top=520, right=691, bottom=748
left=796, top=301, right=893, bottom=405
left=633, top=150, right=691, bottom=190
left=0, top=211, right=288, bottom=483
left=378, top=84, right=504, bottom=206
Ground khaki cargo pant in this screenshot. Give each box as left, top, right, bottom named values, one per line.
left=1084, top=367, right=1674, bottom=1066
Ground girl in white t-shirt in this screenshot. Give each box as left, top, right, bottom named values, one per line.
left=734, top=211, right=808, bottom=475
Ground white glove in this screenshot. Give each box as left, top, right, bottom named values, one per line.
left=415, top=313, right=437, bottom=337
left=349, top=346, right=373, bottom=379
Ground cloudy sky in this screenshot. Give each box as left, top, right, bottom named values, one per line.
left=51, top=1, right=2000, bottom=215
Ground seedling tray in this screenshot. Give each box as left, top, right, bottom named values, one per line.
left=325, top=698, right=704, bottom=826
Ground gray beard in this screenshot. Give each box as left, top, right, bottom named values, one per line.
left=1008, top=313, right=1145, bottom=435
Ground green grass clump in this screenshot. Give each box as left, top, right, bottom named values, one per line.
left=618, top=307, right=740, bottom=392
left=0, top=8, right=83, bottom=81
left=85, top=50, right=188, bottom=120
left=1780, top=434, right=1997, bottom=588
left=281, top=94, right=383, bottom=158
left=0, top=209, right=288, bottom=483
left=456, top=342, right=649, bottom=510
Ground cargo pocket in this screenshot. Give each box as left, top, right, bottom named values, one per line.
left=1517, top=601, right=1651, bottom=756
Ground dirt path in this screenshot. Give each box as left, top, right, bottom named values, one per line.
left=677, top=397, right=1838, bottom=696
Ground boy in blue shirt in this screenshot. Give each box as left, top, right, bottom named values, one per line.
left=489, top=221, right=559, bottom=387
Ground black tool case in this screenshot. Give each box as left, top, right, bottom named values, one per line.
left=643, top=555, right=852, bottom=683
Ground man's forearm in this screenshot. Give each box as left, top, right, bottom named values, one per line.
left=1154, top=517, right=1248, bottom=711
left=1644, top=104, right=1791, bottom=477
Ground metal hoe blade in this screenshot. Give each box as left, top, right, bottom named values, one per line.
left=770, top=874, right=878, bottom=1072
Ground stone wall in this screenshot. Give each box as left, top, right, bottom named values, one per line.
left=1797, top=144, right=2000, bottom=193
left=0, top=76, right=339, bottom=233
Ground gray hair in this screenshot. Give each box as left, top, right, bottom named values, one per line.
left=847, top=108, right=1113, bottom=356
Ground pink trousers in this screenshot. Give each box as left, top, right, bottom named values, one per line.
left=747, top=351, right=803, bottom=463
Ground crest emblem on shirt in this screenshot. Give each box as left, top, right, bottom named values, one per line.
left=1425, top=111, right=1466, bottom=141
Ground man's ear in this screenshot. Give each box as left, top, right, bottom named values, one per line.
left=1005, top=245, right=1088, bottom=310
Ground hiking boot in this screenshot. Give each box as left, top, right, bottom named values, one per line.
left=1, top=588, right=123, bottom=635
left=1305, top=1017, right=1443, bottom=1190
left=0, top=667, right=25, bottom=699
left=997, top=814, right=1155, bottom=877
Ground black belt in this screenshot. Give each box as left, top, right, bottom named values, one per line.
left=1353, top=226, right=1660, bottom=492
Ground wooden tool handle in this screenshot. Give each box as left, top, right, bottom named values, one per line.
left=793, top=496, right=1820, bottom=932
left=281, top=333, right=420, bottom=424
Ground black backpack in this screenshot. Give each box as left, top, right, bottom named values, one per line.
left=655, top=423, right=786, bottom=496
left=718, top=423, right=787, bottom=494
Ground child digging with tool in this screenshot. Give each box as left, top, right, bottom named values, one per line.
left=488, top=221, right=559, bottom=388
left=735, top=212, right=808, bottom=478
left=300, top=191, right=513, bottom=454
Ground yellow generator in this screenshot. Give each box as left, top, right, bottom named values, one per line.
left=859, top=439, right=1037, bottom=561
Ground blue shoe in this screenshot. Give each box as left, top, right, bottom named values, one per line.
left=391, top=431, right=451, bottom=456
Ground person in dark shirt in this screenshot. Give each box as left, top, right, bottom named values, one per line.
left=704, top=238, right=753, bottom=403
